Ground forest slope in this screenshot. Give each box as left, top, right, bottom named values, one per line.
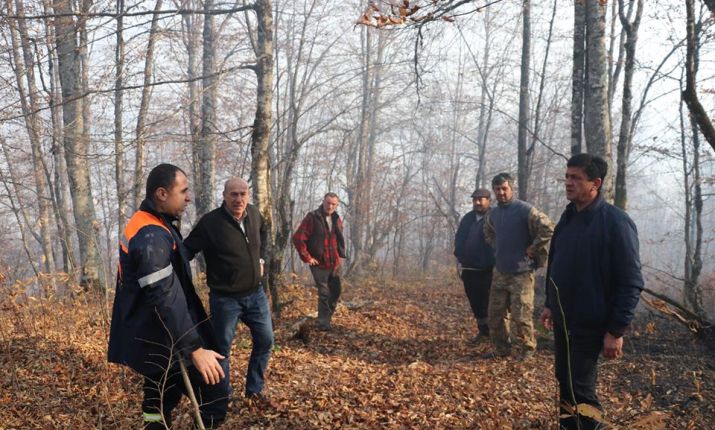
left=0, top=275, right=713, bottom=429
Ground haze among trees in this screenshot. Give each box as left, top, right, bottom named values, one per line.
left=0, top=0, right=714, bottom=427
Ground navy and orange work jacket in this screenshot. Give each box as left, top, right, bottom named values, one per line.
left=108, top=199, right=216, bottom=376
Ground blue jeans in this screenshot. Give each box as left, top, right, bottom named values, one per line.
left=209, top=287, right=274, bottom=396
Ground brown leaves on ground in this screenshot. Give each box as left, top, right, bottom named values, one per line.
left=0, top=276, right=714, bottom=429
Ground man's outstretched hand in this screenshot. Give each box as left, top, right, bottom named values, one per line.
left=190, top=348, right=225, bottom=385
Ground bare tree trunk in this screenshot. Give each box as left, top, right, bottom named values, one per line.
left=362, top=32, right=386, bottom=265
left=181, top=0, right=202, bottom=193
left=115, top=0, right=127, bottom=237
left=613, top=0, right=643, bottom=210
left=474, top=10, right=492, bottom=189
left=41, top=0, right=75, bottom=275
left=682, top=0, right=715, bottom=153
left=7, top=0, right=56, bottom=279
left=196, top=0, right=216, bottom=218
left=133, top=0, right=164, bottom=210
left=53, top=0, right=104, bottom=290
left=78, top=0, right=92, bottom=182
left=679, top=4, right=705, bottom=317
left=584, top=0, right=613, bottom=198
left=517, top=0, right=530, bottom=201
left=571, top=0, right=586, bottom=155
left=346, top=24, right=373, bottom=276
left=250, top=0, right=276, bottom=311
left=685, top=116, right=704, bottom=317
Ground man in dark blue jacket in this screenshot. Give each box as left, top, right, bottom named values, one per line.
left=454, top=188, right=495, bottom=342
left=108, top=164, right=228, bottom=429
left=540, top=154, right=643, bottom=430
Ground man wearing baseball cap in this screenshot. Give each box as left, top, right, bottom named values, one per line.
left=454, top=188, right=495, bottom=343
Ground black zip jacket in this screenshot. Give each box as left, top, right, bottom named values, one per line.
left=454, top=209, right=495, bottom=270
left=545, top=195, right=644, bottom=338
left=184, top=203, right=267, bottom=295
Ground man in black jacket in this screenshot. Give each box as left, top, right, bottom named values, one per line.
left=184, top=178, right=274, bottom=403
left=454, top=188, right=495, bottom=343
left=540, top=154, right=643, bottom=430
left=108, top=164, right=228, bottom=429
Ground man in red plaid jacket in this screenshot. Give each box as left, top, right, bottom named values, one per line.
left=292, top=192, right=347, bottom=331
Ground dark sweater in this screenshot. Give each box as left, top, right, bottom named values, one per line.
left=487, top=199, right=534, bottom=274
left=454, top=209, right=495, bottom=270
left=545, top=195, right=643, bottom=338
left=184, top=203, right=267, bottom=295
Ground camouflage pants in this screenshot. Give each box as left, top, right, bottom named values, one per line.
left=487, top=270, right=536, bottom=355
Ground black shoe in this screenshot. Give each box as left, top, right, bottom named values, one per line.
left=315, top=323, right=332, bottom=332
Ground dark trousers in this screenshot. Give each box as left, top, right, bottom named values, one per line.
left=209, top=288, right=274, bottom=396
left=142, top=364, right=228, bottom=429
left=310, top=266, right=342, bottom=327
left=461, top=269, right=492, bottom=331
left=554, top=323, right=603, bottom=430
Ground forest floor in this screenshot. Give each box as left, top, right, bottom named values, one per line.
left=0, top=273, right=713, bottom=429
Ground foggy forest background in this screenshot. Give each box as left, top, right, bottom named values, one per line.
left=0, top=0, right=714, bottom=322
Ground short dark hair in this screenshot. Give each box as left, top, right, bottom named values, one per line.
left=567, top=154, right=608, bottom=189
left=323, top=192, right=339, bottom=201
left=145, top=164, right=186, bottom=200
left=491, top=173, right=514, bottom=188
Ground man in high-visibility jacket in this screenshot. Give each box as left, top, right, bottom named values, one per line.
left=108, top=163, right=228, bottom=429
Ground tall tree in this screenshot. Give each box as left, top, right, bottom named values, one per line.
left=573, top=0, right=614, bottom=195
left=195, top=0, right=217, bottom=219
left=516, top=0, right=530, bottom=200
left=6, top=0, right=56, bottom=278
left=679, top=4, right=706, bottom=318
left=613, top=0, right=643, bottom=210
left=250, top=0, right=275, bottom=307
left=114, top=0, right=127, bottom=237
left=42, top=0, right=76, bottom=274
left=179, top=0, right=203, bottom=197
left=52, top=0, right=104, bottom=290
left=571, top=0, right=586, bottom=155
left=346, top=26, right=386, bottom=276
